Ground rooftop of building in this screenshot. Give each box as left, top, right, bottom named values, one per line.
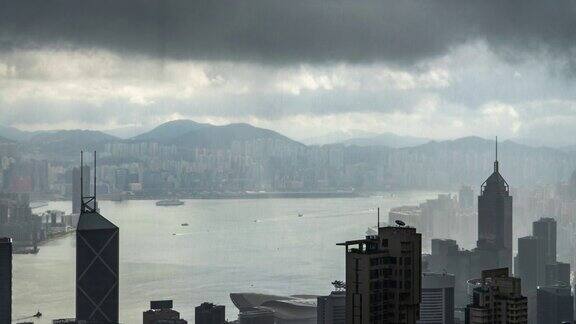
left=149, top=300, right=174, bottom=310
left=538, top=285, right=572, bottom=294
left=481, top=168, right=509, bottom=195
left=422, top=272, right=455, bottom=288
left=337, top=225, right=419, bottom=247
left=481, top=267, right=509, bottom=279
left=480, top=139, right=510, bottom=195
left=534, top=217, right=556, bottom=223
left=422, top=272, right=454, bottom=278
left=77, top=210, right=118, bottom=231
left=197, top=302, right=225, bottom=310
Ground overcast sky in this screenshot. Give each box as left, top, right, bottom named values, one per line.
left=1, top=0, right=576, bottom=145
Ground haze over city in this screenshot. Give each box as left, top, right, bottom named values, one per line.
left=2, top=1, right=576, bottom=324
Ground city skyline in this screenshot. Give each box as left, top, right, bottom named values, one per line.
left=2, top=1, right=576, bottom=323
left=3, top=140, right=575, bottom=323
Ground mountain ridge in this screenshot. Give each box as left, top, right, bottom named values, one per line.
left=131, top=120, right=304, bottom=149
left=340, top=132, right=430, bottom=148
left=2, top=121, right=575, bottom=155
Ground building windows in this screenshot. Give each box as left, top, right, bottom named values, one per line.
left=382, top=256, right=397, bottom=265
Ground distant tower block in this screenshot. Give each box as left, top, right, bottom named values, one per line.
left=477, top=137, right=513, bottom=270
left=76, top=151, right=119, bottom=323
left=532, top=217, right=557, bottom=264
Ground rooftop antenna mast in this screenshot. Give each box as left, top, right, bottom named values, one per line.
left=494, top=136, right=499, bottom=172
left=80, top=150, right=97, bottom=214
left=377, top=207, right=380, bottom=229
left=93, top=151, right=97, bottom=212
left=80, top=150, right=83, bottom=206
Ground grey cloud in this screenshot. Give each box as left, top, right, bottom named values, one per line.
left=1, top=0, right=575, bottom=66
left=0, top=87, right=427, bottom=128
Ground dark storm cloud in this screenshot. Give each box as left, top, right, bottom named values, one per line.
left=1, top=0, right=575, bottom=65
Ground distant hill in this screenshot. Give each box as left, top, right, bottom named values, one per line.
left=0, top=125, right=33, bottom=141
left=0, top=135, right=14, bottom=143
left=175, top=123, right=303, bottom=148
left=103, top=125, right=153, bottom=139
left=302, top=130, right=378, bottom=145
left=511, top=136, right=576, bottom=148
left=341, top=132, right=430, bottom=148
left=28, top=130, right=119, bottom=158
left=133, top=120, right=304, bottom=149
left=560, top=144, right=576, bottom=153
left=132, top=119, right=210, bottom=142
left=408, top=136, right=557, bottom=154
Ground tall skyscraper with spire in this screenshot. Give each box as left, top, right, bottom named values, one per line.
left=76, top=152, right=119, bottom=323
left=477, top=138, right=513, bottom=270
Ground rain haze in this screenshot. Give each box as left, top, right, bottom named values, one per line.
left=2, top=1, right=576, bottom=324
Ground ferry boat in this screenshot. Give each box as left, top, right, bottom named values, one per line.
left=30, top=201, right=49, bottom=209
left=155, top=199, right=184, bottom=207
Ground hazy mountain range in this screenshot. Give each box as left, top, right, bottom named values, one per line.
left=0, top=120, right=303, bottom=159
left=1, top=119, right=576, bottom=161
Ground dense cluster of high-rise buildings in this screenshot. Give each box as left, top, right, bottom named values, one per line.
left=0, top=193, right=41, bottom=252
left=0, top=192, right=75, bottom=254
left=4, top=131, right=576, bottom=200
left=388, top=190, right=477, bottom=250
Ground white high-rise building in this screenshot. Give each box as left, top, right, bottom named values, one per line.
left=418, top=273, right=455, bottom=324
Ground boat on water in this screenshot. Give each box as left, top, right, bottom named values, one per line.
left=181, top=223, right=189, bottom=226
left=156, top=199, right=184, bottom=206
left=30, top=201, right=48, bottom=209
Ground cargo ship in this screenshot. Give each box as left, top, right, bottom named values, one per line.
left=155, top=199, right=184, bottom=206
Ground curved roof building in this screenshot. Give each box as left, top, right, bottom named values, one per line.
left=230, top=293, right=317, bottom=323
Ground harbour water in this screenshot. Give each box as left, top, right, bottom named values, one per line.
left=13, top=192, right=439, bottom=323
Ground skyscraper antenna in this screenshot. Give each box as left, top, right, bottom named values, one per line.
left=377, top=207, right=380, bottom=229
left=80, top=151, right=84, bottom=202
left=93, top=151, right=97, bottom=211
left=494, top=136, right=499, bottom=172
left=80, top=150, right=97, bottom=214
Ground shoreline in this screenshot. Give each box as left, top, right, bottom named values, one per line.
left=40, top=189, right=448, bottom=203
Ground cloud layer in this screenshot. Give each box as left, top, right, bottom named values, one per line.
left=2, top=1, right=576, bottom=146
left=1, top=0, right=576, bottom=66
